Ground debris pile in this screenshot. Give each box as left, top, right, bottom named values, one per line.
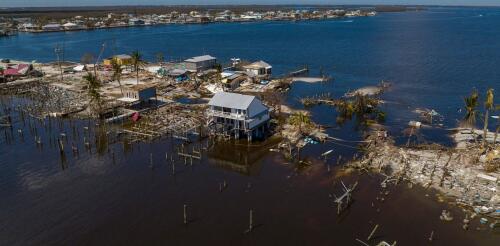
left=349, top=128, right=500, bottom=218
left=22, top=84, right=88, bottom=117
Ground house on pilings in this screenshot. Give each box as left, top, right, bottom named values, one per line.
left=207, top=92, right=270, bottom=142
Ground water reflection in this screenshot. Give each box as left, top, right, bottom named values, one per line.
left=208, top=138, right=280, bottom=175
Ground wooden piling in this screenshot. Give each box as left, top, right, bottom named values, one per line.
left=183, top=204, right=188, bottom=225
left=367, top=224, right=379, bottom=241
left=58, top=138, right=64, bottom=153
left=247, top=209, right=254, bottom=232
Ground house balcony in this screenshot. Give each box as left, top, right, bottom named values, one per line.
left=207, top=109, right=247, bottom=121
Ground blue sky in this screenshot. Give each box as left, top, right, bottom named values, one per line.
left=1, top=1, right=499, bottom=8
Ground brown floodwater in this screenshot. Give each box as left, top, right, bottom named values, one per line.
left=0, top=96, right=498, bottom=246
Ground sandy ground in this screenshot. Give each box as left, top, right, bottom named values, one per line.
left=292, top=77, right=327, bottom=83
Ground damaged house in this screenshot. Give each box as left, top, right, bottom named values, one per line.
left=207, top=92, right=270, bottom=141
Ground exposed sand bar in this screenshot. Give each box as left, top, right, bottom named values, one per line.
left=292, top=77, right=327, bottom=83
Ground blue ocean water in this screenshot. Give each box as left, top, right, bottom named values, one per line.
left=2, top=8, right=498, bottom=141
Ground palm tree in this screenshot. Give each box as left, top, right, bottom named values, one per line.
left=130, top=50, right=145, bottom=85
left=289, top=112, right=312, bottom=135
left=155, top=52, right=164, bottom=64
left=463, top=89, right=479, bottom=128
left=482, top=88, right=494, bottom=146
left=111, top=58, right=124, bottom=96
left=213, top=63, right=222, bottom=88
left=0, top=67, right=4, bottom=83
left=83, top=72, right=102, bottom=116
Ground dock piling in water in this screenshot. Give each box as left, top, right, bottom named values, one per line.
left=245, top=209, right=254, bottom=233
left=183, top=204, right=188, bottom=225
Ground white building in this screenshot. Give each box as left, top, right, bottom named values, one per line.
left=184, top=55, right=217, bottom=72
left=207, top=92, right=270, bottom=141
left=42, top=24, right=62, bottom=32
left=63, top=22, right=83, bottom=30
left=21, top=23, right=38, bottom=32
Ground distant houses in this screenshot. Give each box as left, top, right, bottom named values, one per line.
left=128, top=18, right=145, bottom=26
left=63, top=22, right=84, bottom=31
left=207, top=92, right=270, bottom=141
left=21, top=23, right=37, bottom=32
left=10, top=8, right=376, bottom=34
left=42, top=24, right=62, bottom=32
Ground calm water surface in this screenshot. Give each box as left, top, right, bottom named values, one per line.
left=1, top=7, right=499, bottom=245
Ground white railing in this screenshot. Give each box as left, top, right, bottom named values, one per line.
left=207, top=110, right=246, bottom=120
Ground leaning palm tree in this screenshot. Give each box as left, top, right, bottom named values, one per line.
left=111, top=58, right=124, bottom=96
left=463, top=89, right=479, bottom=128
left=482, top=88, right=494, bottom=146
left=130, top=50, right=145, bottom=85
left=83, top=72, right=102, bottom=117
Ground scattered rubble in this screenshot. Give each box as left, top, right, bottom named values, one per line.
left=348, top=127, right=500, bottom=219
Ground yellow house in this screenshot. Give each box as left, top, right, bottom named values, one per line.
left=103, top=54, right=133, bottom=66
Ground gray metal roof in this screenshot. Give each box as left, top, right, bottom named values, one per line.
left=208, top=92, right=255, bottom=110
left=244, top=60, right=272, bottom=69
left=185, top=55, right=216, bottom=63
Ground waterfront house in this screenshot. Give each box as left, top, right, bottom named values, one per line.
left=207, top=92, right=270, bottom=141
left=184, top=55, right=217, bottom=72
left=220, top=71, right=246, bottom=91
left=243, top=60, right=272, bottom=78
left=103, top=54, right=133, bottom=66
left=42, top=24, right=62, bottom=32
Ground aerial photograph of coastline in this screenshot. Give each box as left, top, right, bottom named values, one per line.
left=0, top=0, right=499, bottom=245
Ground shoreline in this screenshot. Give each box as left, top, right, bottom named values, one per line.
left=13, top=15, right=372, bottom=35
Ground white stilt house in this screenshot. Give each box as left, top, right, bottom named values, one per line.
left=207, top=92, right=270, bottom=141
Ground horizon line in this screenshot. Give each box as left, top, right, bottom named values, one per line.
left=2, top=4, right=500, bottom=9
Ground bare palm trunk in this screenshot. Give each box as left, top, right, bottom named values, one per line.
left=117, top=78, right=123, bottom=96
left=136, top=67, right=139, bottom=85
left=483, top=109, right=489, bottom=147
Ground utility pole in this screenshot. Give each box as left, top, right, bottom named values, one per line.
left=54, top=44, right=64, bottom=82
